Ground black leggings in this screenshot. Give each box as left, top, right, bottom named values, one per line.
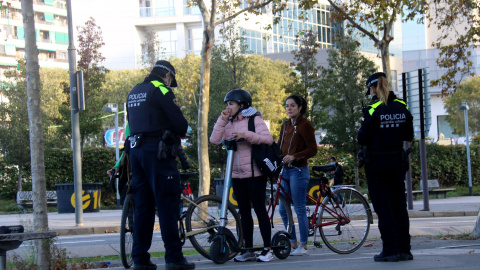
left=232, top=176, right=271, bottom=248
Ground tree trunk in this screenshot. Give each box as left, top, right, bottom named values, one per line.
left=472, top=209, right=480, bottom=238
left=379, top=40, right=392, bottom=85
left=198, top=27, right=215, bottom=198
left=21, top=1, right=50, bottom=269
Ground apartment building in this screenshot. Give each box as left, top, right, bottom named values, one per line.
left=402, top=13, right=480, bottom=142
left=71, top=0, right=403, bottom=75
left=0, top=0, right=69, bottom=71
left=0, top=0, right=69, bottom=103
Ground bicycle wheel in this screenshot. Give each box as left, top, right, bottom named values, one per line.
left=185, top=195, right=243, bottom=260
left=265, top=191, right=293, bottom=235
left=120, top=193, right=135, bottom=268
left=317, top=188, right=371, bottom=254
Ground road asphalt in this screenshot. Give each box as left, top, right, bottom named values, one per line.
left=1, top=196, right=479, bottom=235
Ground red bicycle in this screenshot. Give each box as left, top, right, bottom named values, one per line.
left=265, top=164, right=373, bottom=254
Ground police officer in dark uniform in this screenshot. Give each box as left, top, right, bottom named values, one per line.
left=127, top=60, right=195, bottom=270
left=358, top=72, right=414, bottom=262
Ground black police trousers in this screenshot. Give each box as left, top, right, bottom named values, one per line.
left=365, top=153, right=411, bottom=256
left=129, top=141, right=183, bottom=265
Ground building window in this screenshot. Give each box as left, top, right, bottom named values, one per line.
left=272, top=1, right=335, bottom=53
left=184, top=0, right=200, bottom=15
left=157, top=29, right=177, bottom=56
left=437, top=115, right=456, bottom=138
left=139, top=0, right=152, bottom=17
left=240, top=29, right=267, bottom=54
left=5, top=44, right=16, bottom=56
left=56, top=1, right=66, bottom=9
left=187, top=27, right=202, bottom=54
left=140, top=0, right=175, bottom=17
left=40, top=30, right=50, bottom=43
left=57, top=50, right=67, bottom=60
left=155, top=0, right=175, bottom=16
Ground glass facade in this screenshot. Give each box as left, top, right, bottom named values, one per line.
left=240, top=29, right=267, bottom=54
left=272, top=1, right=342, bottom=53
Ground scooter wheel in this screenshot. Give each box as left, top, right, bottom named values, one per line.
left=209, top=237, right=230, bottom=264
left=272, top=234, right=291, bottom=259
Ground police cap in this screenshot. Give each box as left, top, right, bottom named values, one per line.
left=365, top=72, right=386, bottom=96
left=153, top=60, right=177, bottom=87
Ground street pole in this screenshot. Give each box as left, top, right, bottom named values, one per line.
left=402, top=72, right=413, bottom=210
left=115, top=106, right=120, bottom=209
left=460, top=102, right=473, bottom=196
left=418, top=69, right=429, bottom=211
left=66, top=0, right=83, bottom=226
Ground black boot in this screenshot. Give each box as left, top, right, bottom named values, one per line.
left=134, top=261, right=157, bottom=270
left=165, top=258, right=195, bottom=270
left=399, top=251, right=414, bottom=261
left=374, top=252, right=400, bottom=262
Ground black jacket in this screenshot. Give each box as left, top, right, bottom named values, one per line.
left=358, top=92, right=413, bottom=151
left=127, top=75, right=188, bottom=137
left=332, top=162, right=344, bottom=185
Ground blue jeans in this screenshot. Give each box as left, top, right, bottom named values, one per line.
left=331, top=185, right=343, bottom=204
left=278, top=166, right=310, bottom=245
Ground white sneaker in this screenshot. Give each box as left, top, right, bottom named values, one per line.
left=256, top=248, right=274, bottom=262
left=290, top=246, right=308, bottom=256
left=234, top=251, right=256, bottom=262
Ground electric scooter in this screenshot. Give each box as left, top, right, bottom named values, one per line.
left=209, top=139, right=292, bottom=264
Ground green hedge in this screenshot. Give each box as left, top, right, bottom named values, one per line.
left=0, top=148, right=117, bottom=205
left=409, top=143, right=479, bottom=188
left=308, top=143, right=479, bottom=189
left=1, top=143, right=478, bottom=203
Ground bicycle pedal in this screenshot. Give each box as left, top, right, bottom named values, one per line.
left=314, top=241, right=322, bottom=248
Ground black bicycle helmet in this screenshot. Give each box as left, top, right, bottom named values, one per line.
left=224, top=89, right=252, bottom=109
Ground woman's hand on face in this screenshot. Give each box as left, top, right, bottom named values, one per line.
left=232, top=132, right=245, bottom=141
left=282, top=155, right=295, bottom=164
left=221, top=109, right=230, bottom=121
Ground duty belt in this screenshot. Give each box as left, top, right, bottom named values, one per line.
left=130, top=134, right=162, bottom=148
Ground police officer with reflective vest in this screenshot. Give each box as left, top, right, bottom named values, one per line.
left=358, top=72, right=414, bottom=263
left=127, top=60, right=195, bottom=270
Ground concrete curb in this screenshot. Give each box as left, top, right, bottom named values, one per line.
left=408, top=210, right=478, bottom=218
left=49, top=211, right=478, bottom=236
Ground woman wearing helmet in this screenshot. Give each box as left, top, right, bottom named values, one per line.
left=210, top=89, right=275, bottom=262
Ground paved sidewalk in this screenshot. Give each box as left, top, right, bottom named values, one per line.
left=1, top=196, right=479, bottom=236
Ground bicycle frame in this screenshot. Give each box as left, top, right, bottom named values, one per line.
left=268, top=170, right=349, bottom=231
left=179, top=193, right=218, bottom=238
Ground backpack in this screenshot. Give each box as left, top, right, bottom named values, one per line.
left=248, top=116, right=282, bottom=180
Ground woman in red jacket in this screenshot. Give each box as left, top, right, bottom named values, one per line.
left=277, top=95, right=317, bottom=256
left=210, top=89, right=275, bottom=262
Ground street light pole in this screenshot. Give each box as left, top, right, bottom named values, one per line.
left=66, top=0, right=83, bottom=226
left=459, top=102, right=473, bottom=196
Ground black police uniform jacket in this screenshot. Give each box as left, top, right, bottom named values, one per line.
left=358, top=92, right=414, bottom=152
left=127, top=75, right=188, bottom=138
